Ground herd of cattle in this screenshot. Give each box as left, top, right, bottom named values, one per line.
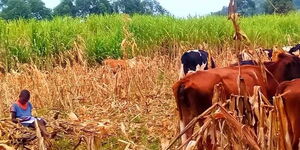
left=174, top=44, right=300, bottom=149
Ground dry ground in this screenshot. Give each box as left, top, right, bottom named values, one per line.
left=0, top=49, right=241, bottom=149
left=0, top=55, right=181, bottom=149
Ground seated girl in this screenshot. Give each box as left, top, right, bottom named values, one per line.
left=10, top=89, right=49, bottom=138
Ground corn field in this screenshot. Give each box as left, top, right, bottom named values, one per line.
left=0, top=12, right=299, bottom=149
left=0, top=13, right=299, bottom=70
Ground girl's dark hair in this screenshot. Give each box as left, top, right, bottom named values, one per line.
left=19, top=89, right=30, bottom=100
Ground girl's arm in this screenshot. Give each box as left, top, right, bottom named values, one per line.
left=11, top=111, right=20, bottom=123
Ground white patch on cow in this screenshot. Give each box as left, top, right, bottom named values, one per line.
left=282, top=46, right=293, bottom=52
left=187, top=70, right=196, bottom=76
left=180, top=120, right=187, bottom=145
left=186, top=140, right=197, bottom=150
left=264, top=51, right=270, bottom=56
left=195, top=64, right=201, bottom=71
left=200, top=63, right=207, bottom=71
left=195, top=62, right=207, bottom=71
left=241, top=52, right=252, bottom=60
left=186, top=49, right=202, bottom=57
left=292, top=50, right=300, bottom=56
left=179, top=64, right=185, bottom=79
left=187, top=49, right=200, bottom=53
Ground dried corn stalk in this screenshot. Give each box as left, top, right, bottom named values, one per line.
left=274, top=96, right=292, bottom=150
left=167, top=85, right=286, bottom=150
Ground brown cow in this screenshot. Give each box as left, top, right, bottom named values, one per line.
left=173, top=53, right=300, bottom=147
left=102, top=58, right=138, bottom=73
left=276, top=79, right=300, bottom=149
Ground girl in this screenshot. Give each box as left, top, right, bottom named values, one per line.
left=10, top=89, right=50, bottom=138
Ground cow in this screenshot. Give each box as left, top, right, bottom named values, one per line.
left=289, top=44, right=300, bottom=56
left=173, top=53, right=300, bottom=148
left=283, top=45, right=293, bottom=52
left=103, top=59, right=128, bottom=69
left=276, top=79, right=300, bottom=149
left=179, top=49, right=216, bottom=79
left=239, top=50, right=253, bottom=61
left=279, top=44, right=300, bottom=56
left=237, top=49, right=273, bottom=64
left=102, top=57, right=138, bottom=73
left=262, top=49, right=273, bottom=60
left=230, top=60, right=258, bottom=67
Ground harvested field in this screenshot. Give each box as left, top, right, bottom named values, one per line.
left=0, top=45, right=296, bottom=150
left=0, top=11, right=299, bottom=150
left=0, top=54, right=184, bottom=149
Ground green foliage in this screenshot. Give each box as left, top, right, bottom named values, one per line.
left=75, top=0, right=113, bottom=17
left=237, top=0, right=256, bottom=16
left=213, top=0, right=257, bottom=16
left=1, top=0, right=31, bottom=20
left=0, top=0, right=168, bottom=20
left=0, top=13, right=299, bottom=69
left=265, top=0, right=295, bottom=14
left=213, top=0, right=299, bottom=16
left=0, top=0, right=51, bottom=20
left=28, top=0, right=52, bottom=19
left=253, top=0, right=266, bottom=14
left=84, top=15, right=124, bottom=63
left=113, top=0, right=168, bottom=15
left=53, top=0, right=77, bottom=17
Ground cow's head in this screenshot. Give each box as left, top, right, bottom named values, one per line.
left=277, top=53, right=300, bottom=81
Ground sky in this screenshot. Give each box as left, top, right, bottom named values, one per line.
left=41, top=0, right=229, bottom=17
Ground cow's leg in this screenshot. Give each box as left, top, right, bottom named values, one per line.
left=180, top=120, right=187, bottom=143
left=284, top=98, right=300, bottom=150
left=291, top=119, right=300, bottom=150
left=179, top=107, right=195, bottom=149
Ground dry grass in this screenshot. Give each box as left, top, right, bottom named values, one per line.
left=0, top=53, right=188, bottom=149
left=0, top=48, right=268, bottom=149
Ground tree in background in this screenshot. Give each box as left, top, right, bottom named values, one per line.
left=0, top=0, right=7, bottom=8
left=213, top=0, right=299, bottom=16
left=236, top=0, right=256, bottom=16
left=0, top=0, right=167, bottom=19
left=142, top=0, right=168, bottom=15
left=53, top=0, right=76, bottom=17
left=0, top=0, right=31, bottom=19
left=264, top=0, right=295, bottom=14
left=113, top=0, right=144, bottom=14
left=75, top=0, right=113, bottom=17
left=113, top=0, right=168, bottom=15
left=212, top=0, right=256, bottom=16
left=28, top=0, right=52, bottom=19
left=0, top=0, right=51, bottom=20
left=253, top=0, right=265, bottom=14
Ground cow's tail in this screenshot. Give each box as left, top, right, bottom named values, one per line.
left=173, top=81, right=192, bottom=148
left=210, top=57, right=216, bottom=68
left=173, top=81, right=186, bottom=120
